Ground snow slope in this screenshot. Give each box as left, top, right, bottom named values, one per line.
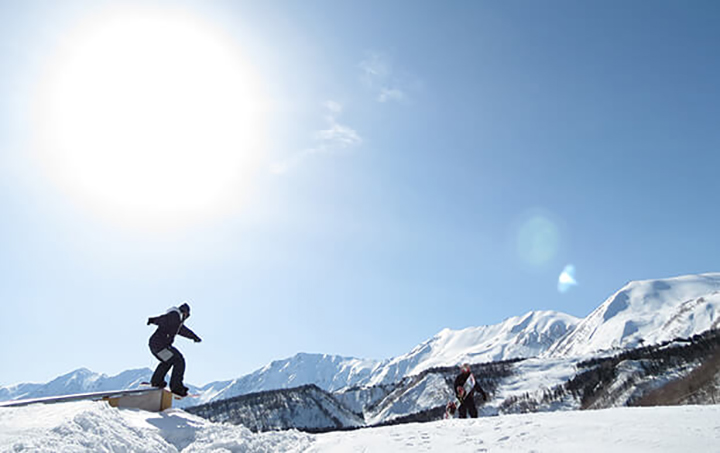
left=546, top=273, right=720, bottom=358
left=366, top=310, right=579, bottom=386
left=195, top=353, right=379, bottom=405
left=0, top=400, right=717, bottom=452
left=309, top=405, right=720, bottom=453
left=188, top=384, right=365, bottom=432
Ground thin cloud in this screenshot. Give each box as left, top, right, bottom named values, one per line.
left=359, top=51, right=411, bottom=103
left=314, top=121, right=362, bottom=149
left=271, top=101, right=362, bottom=175
left=378, top=88, right=406, bottom=103
left=323, top=100, right=343, bottom=115
left=360, top=52, right=391, bottom=80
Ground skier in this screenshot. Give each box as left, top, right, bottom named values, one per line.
left=448, top=363, right=488, bottom=419
left=146, top=302, right=201, bottom=397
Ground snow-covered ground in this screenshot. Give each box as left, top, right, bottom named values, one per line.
left=0, top=401, right=312, bottom=452
left=311, top=405, right=720, bottom=452
left=1, top=400, right=717, bottom=452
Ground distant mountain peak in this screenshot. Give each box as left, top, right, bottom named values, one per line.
left=545, top=273, right=720, bottom=358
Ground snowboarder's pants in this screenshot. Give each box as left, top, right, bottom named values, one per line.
left=150, top=346, right=185, bottom=390
left=458, top=396, right=478, bottom=418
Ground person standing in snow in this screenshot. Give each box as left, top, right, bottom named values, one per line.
left=147, top=302, right=201, bottom=397
left=450, top=363, right=488, bottom=418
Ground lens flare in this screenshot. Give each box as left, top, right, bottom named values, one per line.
left=558, top=264, right=578, bottom=293
left=516, top=213, right=560, bottom=267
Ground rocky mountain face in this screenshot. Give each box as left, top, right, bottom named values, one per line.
left=501, top=327, right=720, bottom=414
left=186, top=384, right=365, bottom=433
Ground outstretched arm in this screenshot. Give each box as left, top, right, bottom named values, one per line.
left=179, top=325, right=202, bottom=342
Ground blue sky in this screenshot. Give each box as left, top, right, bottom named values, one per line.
left=1, top=0, right=719, bottom=386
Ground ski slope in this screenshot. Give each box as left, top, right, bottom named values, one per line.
left=0, top=400, right=717, bottom=452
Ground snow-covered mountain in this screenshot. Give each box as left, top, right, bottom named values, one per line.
left=194, top=353, right=380, bottom=405
left=188, top=384, right=365, bottom=432
left=187, top=310, right=577, bottom=405
left=364, top=310, right=579, bottom=387
left=3, top=272, right=719, bottom=413
left=0, top=368, right=151, bottom=402
left=0, top=310, right=576, bottom=407
left=545, top=273, right=720, bottom=358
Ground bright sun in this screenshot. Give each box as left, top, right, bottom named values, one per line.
left=34, top=7, right=268, bottom=229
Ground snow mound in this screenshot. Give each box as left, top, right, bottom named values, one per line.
left=0, top=401, right=311, bottom=453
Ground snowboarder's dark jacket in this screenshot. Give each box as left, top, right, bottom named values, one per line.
left=454, top=370, right=489, bottom=402
left=148, top=308, right=200, bottom=352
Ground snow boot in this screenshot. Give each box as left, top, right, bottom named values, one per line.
left=171, top=385, right=189, bottom=397
left=150, top=379, right=167, bottom=389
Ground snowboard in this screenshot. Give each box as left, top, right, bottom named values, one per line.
left=139, top=382, right=198, bottom=400
left=445, top=373, right=476, bottom=419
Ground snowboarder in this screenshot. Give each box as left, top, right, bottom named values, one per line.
left=447, top=363, right=488, bottom=419
left=146, top=302, right=201, bottom=397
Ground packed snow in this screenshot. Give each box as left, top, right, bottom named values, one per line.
left=309, top=405, right=720, bottom=452
left=0, top=401, right=311, bottom=452
left=0, top=400, right=717, bottom=452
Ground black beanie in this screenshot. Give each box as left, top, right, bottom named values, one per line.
left=179, top=303, right=190, bottom=315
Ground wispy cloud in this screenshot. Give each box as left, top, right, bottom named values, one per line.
left=378, top=88, right=406, bottom=103
left=323, top=100, right=343, bottom=115
left=271, top=101, right=362, bottom=175
left=271, top=52, right=416, bottom=175
left=359, top=51, right=411, bottom=103
left=314, top=121, right=362, bottom=149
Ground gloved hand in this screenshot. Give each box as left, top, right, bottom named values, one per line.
left=147, top=318, right=152, bottom=325
left=194, top=336, right=202, bottom=343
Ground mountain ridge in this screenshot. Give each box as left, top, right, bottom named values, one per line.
left=545, top=272, right=720, bottom=358
left=3, top=272, right=719, bottom=411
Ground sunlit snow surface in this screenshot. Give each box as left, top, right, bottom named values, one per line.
left=0, top=401, right=311, bottom=452
left=0, top=401, right=718, bottom=452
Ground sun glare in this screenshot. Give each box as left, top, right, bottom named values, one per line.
left=34, top=7, right=268, bottom=229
